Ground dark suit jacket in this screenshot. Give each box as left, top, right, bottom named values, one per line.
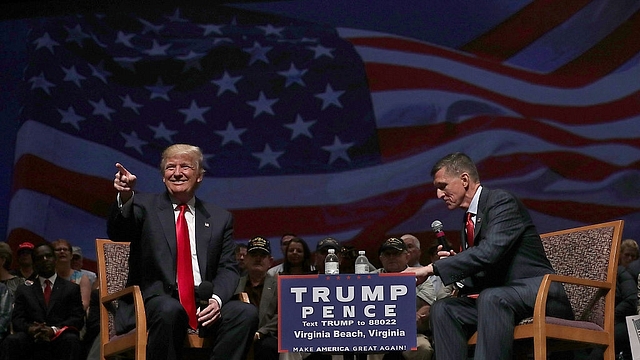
left=107, top=191, right=239, bottom=311
left=434, top=188, right=555, bottom=293
left=12, top=276, right=85, bottom=333
left=235, top=274, right=277, bottom=337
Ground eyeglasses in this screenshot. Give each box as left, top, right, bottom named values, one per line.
left=54, top=247, right=70, bottom=252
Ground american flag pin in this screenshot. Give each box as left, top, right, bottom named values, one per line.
left=205, top=222, right=210, bottom=227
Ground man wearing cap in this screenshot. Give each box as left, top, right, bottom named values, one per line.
left=313, top=237, right=343, bottom=275
left=70, top=246, right=97, bottom=287
left=11, top=242, right=37, bottom=281
left=376, top=238, right=450, bottom=360
left=235, top=236, right=278, bottom=360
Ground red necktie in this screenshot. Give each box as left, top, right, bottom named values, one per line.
left=466, top=212, right=475, bottom=248
left=44, top=279, right=52, bottom=305
left=176, top=204, right=197, bottom=329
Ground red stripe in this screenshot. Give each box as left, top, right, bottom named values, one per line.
left=522, top=198, right=638, bottom=224
left=460, top=0, right=592, bottom=61
left=365, top=62, right=640, bottom=123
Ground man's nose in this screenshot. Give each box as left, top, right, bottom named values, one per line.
left=436, top=189, right=445, bottom=198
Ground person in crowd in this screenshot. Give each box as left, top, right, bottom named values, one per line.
left=279, top=237, right=314, bottom=275
left=235, top=236, right=277, bottom=360
left=51, top=239, right=91, bottom=311
left=0, top=282, right=11, bottom=344
left=313, top=237, right=343, bottom=275
left=619, top=239, right=639, bottom=268
left=235, top=243, right=248, bottom=276
left=11, top=241, right=37, bottom=281
left=375, top=237, right=448, bottom=360
left=401, top=234, right=423, bottom=267
left=267, top=233, right=297, bottom=276
left=425, top=245, right=443, bottom=294
left=404, top=152, right=573, bottom=360
left=71, top=246, right=97, bottom=287
left=586, top=265, right=636, bottom=360
left=0, top=242, right=84, bottom=360
left=107, top=143, right=258, bottom=360
left=0, top=242, right=24, bottom=296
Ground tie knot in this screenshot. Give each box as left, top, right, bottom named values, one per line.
left=45, top=279, right=51, bottom=286
left=178, top=203, right=188, bottom=212
left=466, top=212, right=473, bottom=222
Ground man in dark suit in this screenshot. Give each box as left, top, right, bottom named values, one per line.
left=405, top=152, right=573, bottom=360
left=1, top=242, right=85, bottom=360
left=107, top=143, right=258, bottom=360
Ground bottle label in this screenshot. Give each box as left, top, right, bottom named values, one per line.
left=325, top=263, right=339, bottom=275
left=355, top=264, right=368, bottom=274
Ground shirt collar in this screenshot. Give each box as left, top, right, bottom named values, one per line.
left=467, top=185, right=483, bottom=216
left=39, top=273, right=58, bottom=286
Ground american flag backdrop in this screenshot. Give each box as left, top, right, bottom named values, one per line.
left=5, top=1, right=640, bottom=268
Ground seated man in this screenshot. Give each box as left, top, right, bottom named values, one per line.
left=236, top=236, right=278, bottom=360
left=1, top=242, right=84, bottom=360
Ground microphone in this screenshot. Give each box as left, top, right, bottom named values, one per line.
left=431, top=220, right=451, bottom=251
left=196, top=281, right=214, bottom=337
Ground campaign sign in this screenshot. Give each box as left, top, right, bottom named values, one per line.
left=278, top=273, right=417, bottom=353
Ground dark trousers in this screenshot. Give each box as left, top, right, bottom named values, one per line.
left=254, top=335, right=278, bottom=360
left=0, top=330, right=82, bottom=360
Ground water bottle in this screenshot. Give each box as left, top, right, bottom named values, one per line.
left=324, top=249, right=339, bottom=275
left=355, top=250, right=369, bottom=274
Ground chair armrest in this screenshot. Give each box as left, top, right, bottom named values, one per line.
left=101, top=285, right=142, bottom=304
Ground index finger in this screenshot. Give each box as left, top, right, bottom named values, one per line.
left=115, top=162, right=129, bottom=176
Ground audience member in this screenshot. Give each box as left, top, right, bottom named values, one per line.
left=279, top=237, right=314, bottom=275
left=401, top=234, right=423, bottom=267
left=267, top=233, right=296, bottom=276
left=107, top=143, right=258, bottom=360
left=235, top=236, right=278, bottom=360
left=0, top=283, right=11, bottom=343
left=71, top=246, right=97, bottom=287
left=620, top=239, right=639, bottom=269
left=425, top=245, right=443, bottom=294
left=0, top=242, right=23, bottom=296
left=0, top=242, right=84, bottom=360
left=51, top=239, right=91, bottom=310
left=313, top=237, right=342, bottom=275
left=10, top=241, right=37, bottom=281
left=235, top=243, right=248, bottom=276
left=374, top=237, right=442, bottom=360
left=404, top=152, right=573, bottom=360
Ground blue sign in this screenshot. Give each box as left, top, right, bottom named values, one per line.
left=278, top=273, right=417, bottom=353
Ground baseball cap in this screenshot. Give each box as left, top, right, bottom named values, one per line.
left=247, top=236, right=271, bottom=254
left=72, top=246, right=83, bottom=258
left=379, top=237, right=407, bottom=255
left=17, top=242, right=35, bottom=252
left=316, top=237, right=341, bottom=252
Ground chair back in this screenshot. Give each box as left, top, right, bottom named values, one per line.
left=540, top=220, right=623, bottom=328
left=96, top=238, right=131, bottom=339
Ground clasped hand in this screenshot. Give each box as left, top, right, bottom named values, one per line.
left=196, top=299, right=221, bottom=328
left=28, top=322, right=54, bottom=342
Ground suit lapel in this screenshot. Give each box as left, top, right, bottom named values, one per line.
left=194, top=198, right=212, bottom=276
left=33, top=279, right=47, bottom=310
left=158, top=193, right=178, bottom=269
left=474, top=188, right=489, bottom=246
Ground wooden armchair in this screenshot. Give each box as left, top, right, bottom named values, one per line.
left=468, top=220, right=624, bottom=359
left=96, top=238, right=214, bottom=360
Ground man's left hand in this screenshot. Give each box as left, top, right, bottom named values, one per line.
left=196, top=298, right=221, bottom=327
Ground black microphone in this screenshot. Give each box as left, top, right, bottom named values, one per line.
left=197, top=281, right=214, bottom=337
left=431, top=220, right=451, bottom=251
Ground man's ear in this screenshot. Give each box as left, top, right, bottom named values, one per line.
left=460, top=172, right=470, bottom=188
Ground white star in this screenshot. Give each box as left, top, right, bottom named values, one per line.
left=308, top=44, right=334, bottom=59
left=58, top=106, right=85, bottom=130
left=62, top=66, right=86, bottom=87
left=211, top=71, right=241, bottom=96
left=28, top=72, right=55, bottom=95
left=89, top=98, right=116, bottom=121
left=144, top=39, right=171, bottom=56
left=252, top=144, right=284, bottom=169
left=65, top=24, right=90, bottom=47
left=258, top=24, right=284, bottom=37
left=145, top=79, right=174, bottom=101
left=165, top=8, right=188, bottom=22
left=278, top=63, right=307, bottom=87
left=200, top=24, right=223, bottom=36
left=120, top=131, right=147, bottom=155
left=215, top=122, right=246, bottom=146
left=33, top=32, right=59, bottom=53
left=120, top=95, right=143, bottom=114
left=247, top=91, right=278, bottom=118
left=139, top=18, right=164, bottom=35
left=178, top=51, right=204, bottom=72
left=179, top=100, right=210, bottom=124
left=114, top=57, right=140, bottom=72
left=88, top=61, right=111, bottom=84
left=322, top=136, right=354, bottom=164
left=284, top=115, right=315, bottom=140
left=115, top=31, right=135, bottom=48
left=243, top=41, right=272, bottom=65
left=315, top=84, right=345, bottom=110
left=148, top=122, right=177, bottom=142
